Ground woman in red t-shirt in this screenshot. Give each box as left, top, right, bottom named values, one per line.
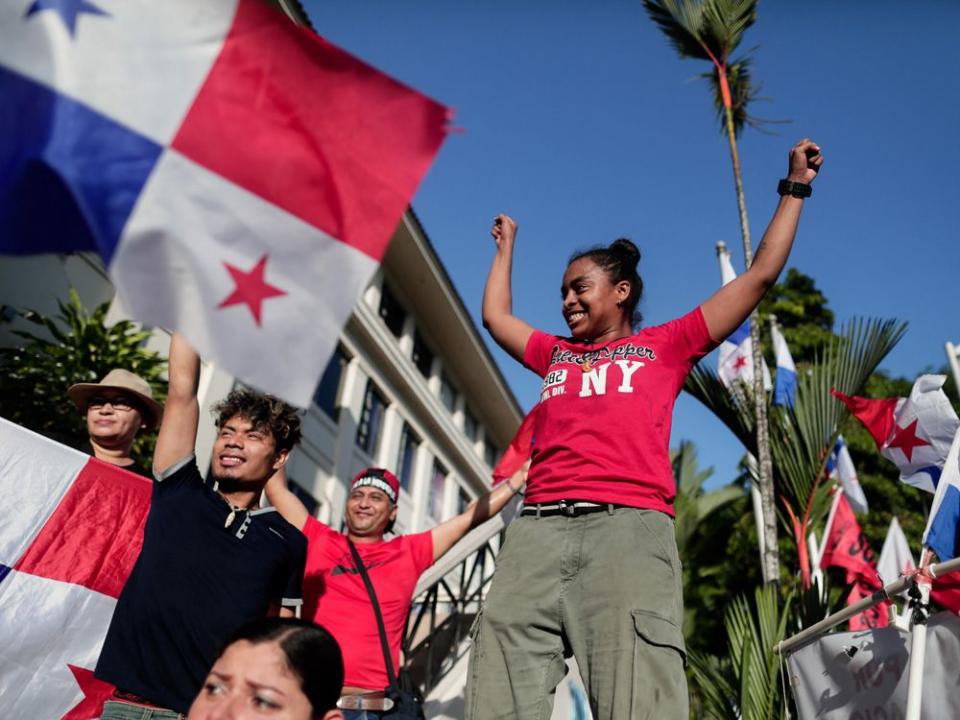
left=465, top=140, right=823, bottom=720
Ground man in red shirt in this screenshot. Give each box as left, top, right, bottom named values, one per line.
left=265, top=464, right=524, bottom=716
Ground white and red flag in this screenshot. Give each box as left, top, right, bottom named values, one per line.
left=0, top=0, right=449, bottom=406
left=0, top=418, right=152, bottom=718
left=715, top=243, right=771, bottom=391
left=832, top=375, right=959, bottom=493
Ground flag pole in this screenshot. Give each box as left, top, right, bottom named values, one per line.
left=773, top=554, right=960, bottom=656
left=946, top=342, right=960, bottom=399
left=904, top=556, right=933, bottom=720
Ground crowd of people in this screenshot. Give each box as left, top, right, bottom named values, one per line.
left=63, top=140, right=820, bottom=719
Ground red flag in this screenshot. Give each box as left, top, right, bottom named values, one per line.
left=492, top=405, right=538, bottom=485
left=831, top=389, right=900, bottom=449
left=820, top=494, right=889, bottom=629
left=932, top=570, right=960, bottom=613
left=846, top=578, right=890, bottom=630
left=820, top=494, right=880, bottom=582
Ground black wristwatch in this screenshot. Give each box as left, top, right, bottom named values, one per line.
left=777, top=179, right=812, bottom=198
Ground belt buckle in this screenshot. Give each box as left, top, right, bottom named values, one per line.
left=558, top=500, right=576, bottom=517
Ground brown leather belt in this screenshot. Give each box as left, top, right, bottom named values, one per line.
left=336, top=692, right=395, bottom=711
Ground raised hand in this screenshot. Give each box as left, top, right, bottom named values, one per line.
left=787, top=138, right=824, bottom=185
left=491, top=213, right=517, bottom=251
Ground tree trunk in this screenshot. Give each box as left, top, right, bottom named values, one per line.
left=722, top=101, right=780, bottom=585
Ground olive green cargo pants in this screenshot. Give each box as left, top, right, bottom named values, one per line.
left=465, top=507, right=688, bottom=720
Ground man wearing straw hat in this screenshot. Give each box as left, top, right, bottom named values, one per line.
left=68, top=368, right=164, bottom=477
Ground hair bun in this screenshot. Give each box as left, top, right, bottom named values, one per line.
left=609, top=238, right=640, bottom=270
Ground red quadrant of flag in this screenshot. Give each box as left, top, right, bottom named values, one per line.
left=15, top=459, right=152, bottom=598
left=171, top=0, right=449, bottom=261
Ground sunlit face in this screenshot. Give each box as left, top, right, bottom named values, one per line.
left=212, top=415, right=286, bottom=484
left=344, top=485, right=396, bottom=538
left=560, top=257, right=631, bottom=340
left=187, top=640, right=315, bottom=720
left=85, top=392, right=144, bottom=452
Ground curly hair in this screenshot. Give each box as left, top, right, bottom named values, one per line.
left=212, top=389, right=302, bottom=453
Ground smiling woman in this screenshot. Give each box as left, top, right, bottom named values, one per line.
left=472, top=140, right=823, bottom=720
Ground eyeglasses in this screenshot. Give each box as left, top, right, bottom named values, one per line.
left=87, top=395, right=137, bottom=412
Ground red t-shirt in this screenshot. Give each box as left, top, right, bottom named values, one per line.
left=301, top=517, right=434, bottom=689
left=522, top=307, right=717, bottom=515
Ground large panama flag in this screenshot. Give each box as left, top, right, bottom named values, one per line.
left=0, top=418, right=152, bottom=717
left=0, top=0, right=449, bottom=406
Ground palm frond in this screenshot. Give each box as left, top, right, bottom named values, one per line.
left=685, top=317, right=906, bottom=545
left=642, top=0, right=713, bottom=61
left=703, top=0, right=758, bottom=57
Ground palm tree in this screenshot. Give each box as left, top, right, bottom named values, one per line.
left=672, top=441, right=744, bottom=637
left=684, top=318, right=907, bottom=586
left=688, top=585, right=794, bottom=720
left=643, top=0, right=780, bottom=583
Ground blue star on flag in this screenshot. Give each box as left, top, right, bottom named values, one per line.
left=24, top=0, right=109, bottom=37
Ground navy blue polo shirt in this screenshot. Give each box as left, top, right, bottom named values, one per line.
left=95, top=455, right=307, bottom=713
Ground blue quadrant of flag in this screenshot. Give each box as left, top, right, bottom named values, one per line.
left=0, top=65, right=162, bottom=262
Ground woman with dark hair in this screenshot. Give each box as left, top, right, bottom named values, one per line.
left=188, top=617, right=345, bottom=720
left=466, top=140, right=823, bottom=720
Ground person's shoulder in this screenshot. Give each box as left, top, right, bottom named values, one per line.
left=259, top=510, right=309, bottom=549
left=636, top=307, right=703, bottom=338
left=395, top=529, right=434, bottom=553
left=152, top=454, right=201, bottom=486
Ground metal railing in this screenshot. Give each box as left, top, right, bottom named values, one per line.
left=401, top=537, right=499, bottom=695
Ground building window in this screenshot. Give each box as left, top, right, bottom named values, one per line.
left=439, top=373, right=457, bottom=413
left=356, top=380, right=387, bottom=457
left=484, top=441, right=498, bottom=469
left=457, top=488, right=471, bottom=515
left=412, top=330, right=433, bottom=379
left=378, top=282, right=406, bottom=338
left=288, top=478, right=321, bottom=517
left=312, top=347, right=347, bottom=419
left=428, top=461, right=447, bottom=521
left=396, top=422, right=420, bottom=491
left=463, top=408, right=479, bottom=443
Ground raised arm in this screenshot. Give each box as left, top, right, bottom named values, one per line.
left=430, top=464, right=527, bottom=562
left=264, top=466, right=310, bottom=531
left=153, top=333, right=201, bottom=475
left=701, top=139, right=824, bottom=342
left=482, top=214, right=536, bottom=363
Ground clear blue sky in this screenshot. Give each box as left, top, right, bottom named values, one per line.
left=303, top=0, right=960, bottom=487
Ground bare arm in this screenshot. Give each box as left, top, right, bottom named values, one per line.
left=264, top=466, right=310, bottom=531
left=482, top=214, right=536, bottom=363
left=701, top=139, right=824, bottom=342
left=153, top=333, right=201, bottom=475
left=430, top=465, right=527, bottom=562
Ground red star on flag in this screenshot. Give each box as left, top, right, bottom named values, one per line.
left=217, top=254, right=286, bottom=326
left=733, top=355, right=749, bottom=371
left=61, top=664, right=114, bottom=720
left=885, top=418, right=930, bottom=462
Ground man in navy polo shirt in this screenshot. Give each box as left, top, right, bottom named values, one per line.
left=95, top=333, right=309, bottom=719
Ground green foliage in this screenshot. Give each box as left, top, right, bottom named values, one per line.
left=758, top=268, right=835, bottom=366
left=644, top=0, right=773, bottom=136
left=688, top=585, right=793, bottom=720
left=0, top=289, right=167, bottom=467
left=672, top=441, right=745, bottom=644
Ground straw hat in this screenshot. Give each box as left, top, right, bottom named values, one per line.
left=68, top=369, right=164, bottom=431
